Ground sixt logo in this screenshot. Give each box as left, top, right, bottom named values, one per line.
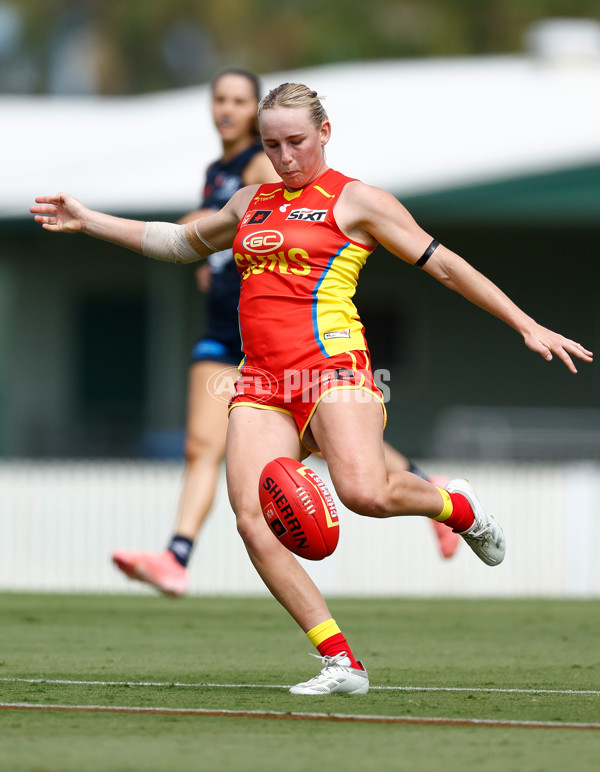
left=286, top=208, right=328, bottom=222
left=241, top=230, right=284, bottom=253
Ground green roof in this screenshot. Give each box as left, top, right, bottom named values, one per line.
left=401, top=161, right=600, bottom=226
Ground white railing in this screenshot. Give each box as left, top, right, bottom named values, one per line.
left=1, top=457, right=598, bottom=597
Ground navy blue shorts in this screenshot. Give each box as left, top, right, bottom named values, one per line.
left=190, top=337, right=241, bottom=366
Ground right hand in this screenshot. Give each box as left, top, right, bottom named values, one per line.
left=30, top=193, right=87, bottom=233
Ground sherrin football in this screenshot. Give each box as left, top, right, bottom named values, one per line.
left=259, top=457, right=339, bottom=560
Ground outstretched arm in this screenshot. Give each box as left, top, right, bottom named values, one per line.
left=31, top=193, right=146, bottom=252
left=422, top=245, right=593, bottom=373
left=336, top=182, right=593, bottom=374
left=31, top=187, right=256, bottom=263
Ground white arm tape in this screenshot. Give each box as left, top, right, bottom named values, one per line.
left=141, top=221, right=201, bottom=264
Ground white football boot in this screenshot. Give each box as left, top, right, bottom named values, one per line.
left=446, top=478, right=506, bottom=566
left=290, top=652, right=369, bottom=695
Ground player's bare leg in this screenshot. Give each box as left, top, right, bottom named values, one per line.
left=226, top=406, right=332, bottom=631
left=112, top=360, right=237, bottom=596
left=174, top=361, right=238, bottom=538
left=311, top=394, right=443, bottom=518
left=310, top=391, right=504, bottom=565
left=313, top=436, right=458, bottom=557
left=381, top=441, right=459, bottom=558
left=227, top=405, right=370, bottom=694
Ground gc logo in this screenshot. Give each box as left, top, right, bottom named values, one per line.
left=241, top=230, right=284, bottom=253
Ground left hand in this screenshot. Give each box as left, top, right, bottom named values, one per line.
left=522, top=323, right=593, bottom=373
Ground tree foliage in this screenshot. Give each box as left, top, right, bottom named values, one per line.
left=8, top=0, right=600, bottom=94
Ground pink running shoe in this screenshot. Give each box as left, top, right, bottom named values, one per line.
left=430, top=519, right=461, bottom=559
left=428, top=476, right=460, bottom=559
left=112, top=549, right=188, bottom=597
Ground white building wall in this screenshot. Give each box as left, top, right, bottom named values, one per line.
left=1, top=457, right=598, bottom=598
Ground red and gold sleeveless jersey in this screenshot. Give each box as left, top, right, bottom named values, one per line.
left=233, top=168, right=375, bottom=378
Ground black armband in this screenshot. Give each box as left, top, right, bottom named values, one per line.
left=415, top=239, right=439, bottom=268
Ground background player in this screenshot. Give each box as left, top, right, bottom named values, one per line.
left=112, top=69, right=279, bottom=596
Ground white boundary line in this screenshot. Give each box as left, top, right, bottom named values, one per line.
left=1, top=701, right=599, bottom=730
left=1, top=677, right=599, bottom=696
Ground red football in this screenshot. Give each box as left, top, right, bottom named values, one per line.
left=259, top=457, right=339, bottom=560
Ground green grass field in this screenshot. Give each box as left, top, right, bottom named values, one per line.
left=0, top=593, right=598, bottom=771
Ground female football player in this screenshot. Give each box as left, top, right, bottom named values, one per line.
left=112, top=74, right=458, bottom=599
left=31, top=83, right=592, bottom=695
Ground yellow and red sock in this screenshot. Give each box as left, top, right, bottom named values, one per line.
left=306, top=619, right=361, bottom=670
left=434, top=488, right=474, bottom=533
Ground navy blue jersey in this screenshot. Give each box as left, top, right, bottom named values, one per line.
left=202, top=142, right=263, bottom=209
left=192, top=142, right=264, bottom=364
